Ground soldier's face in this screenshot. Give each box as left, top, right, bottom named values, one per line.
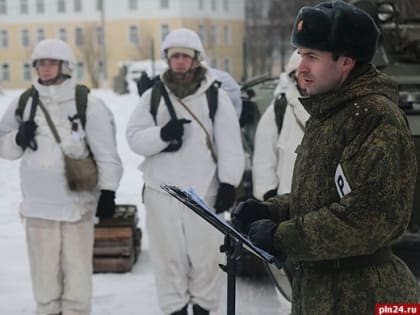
left=36, top=59, right=60, bottom=83
left=297, top=48, right=353, bottom=96
left=169, top=53, right=195, bottom=74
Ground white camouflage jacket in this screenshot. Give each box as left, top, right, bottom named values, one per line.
left=253, top=78, right=309, bottom=200
left=0, top=78, right=123, bottom=221
left=126, top=68, right=244, bottom=198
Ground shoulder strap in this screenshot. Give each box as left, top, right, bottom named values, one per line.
left=16, top=86, right=35, bottom=121
left=74, top=84, right=90, bottom=129
left=37, top=99, right=61, bottom=144
left=151, top=79, right=178, bottom=123
left=274, top=93, right=288, bottom=135
left=149, top=79, right=220, bottom=124
left=205, top=80, right=219, bottom=122
left=150, top=83, right=163, bottom=125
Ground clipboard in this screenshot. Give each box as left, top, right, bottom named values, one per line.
left=161, top=184, right=278, bottom=266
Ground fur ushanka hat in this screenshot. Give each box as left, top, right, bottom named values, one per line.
left=290, top=0, right=379, bottom=63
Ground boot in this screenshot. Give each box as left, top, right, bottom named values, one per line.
left=171, top=304, right=188, bottom=315
left=193, top=304, right=209, bottom=315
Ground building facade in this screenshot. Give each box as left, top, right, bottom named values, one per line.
left=0, top=0, right=245, bottom=89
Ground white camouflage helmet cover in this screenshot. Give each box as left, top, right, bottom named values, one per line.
left=274, top=50, right=302, bottom=96
left=31, top=38, right=76, bottom=69
left=160, top=28, right=206, bottom=61
left=285, top=49, right=301, bottom=75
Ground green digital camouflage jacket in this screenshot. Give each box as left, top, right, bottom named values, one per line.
left=265, top=65, right=419, bottom=315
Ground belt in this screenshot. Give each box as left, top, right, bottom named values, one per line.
left=297, top=247, right=393, bottom=271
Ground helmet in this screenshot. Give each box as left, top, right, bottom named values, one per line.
left=31, top=38, right=75, bottom=69
left=285, top=49, right=301, bottom=75
left=160, top=28, right=206, bottom=61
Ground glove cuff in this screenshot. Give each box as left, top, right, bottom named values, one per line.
left=101, top=189, right=115, bottom=197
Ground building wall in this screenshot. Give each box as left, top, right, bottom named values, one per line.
left=0, top=0, right=245, bottom=89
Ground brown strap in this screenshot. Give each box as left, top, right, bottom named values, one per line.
left=176, top=98, right=218, bottom=163
left=38, top=99, right=96, bottom=160
left=37, top=100, right=62, bottom=144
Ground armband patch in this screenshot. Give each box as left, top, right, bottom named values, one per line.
left=335, top=163, right=352, bottom=198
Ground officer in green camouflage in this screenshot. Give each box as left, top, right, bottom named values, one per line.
left=232, top=1, right=419, bottom=314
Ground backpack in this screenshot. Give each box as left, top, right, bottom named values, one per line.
left=273, top=93, right=288, bottom=135
left=136, top=71, right=219, bottom=125
left=16, top=84, right=90, bottom=128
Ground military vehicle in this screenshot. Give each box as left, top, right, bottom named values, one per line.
left=238, top=0, right=420, bottom=302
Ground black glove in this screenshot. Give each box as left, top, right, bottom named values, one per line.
left=96, top=190, right=116, bottom=220
left=214, top=183, right=236, bottom=214
left=136, top=71, right=155, bottom=96
left=231, top=199, right=271, bottom=234
left=263, top=189, right=277, bottom=201
left=160, top=119, right=191, bottom=142
left=248, top=219, right=278, bottom=254
left=16, top=121, right=38, bottom=150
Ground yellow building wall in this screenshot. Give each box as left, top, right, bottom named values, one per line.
left=0, top=18, right=244, bottom=89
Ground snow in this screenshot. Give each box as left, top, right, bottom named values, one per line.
left=0, top=89, right=291, bottom=314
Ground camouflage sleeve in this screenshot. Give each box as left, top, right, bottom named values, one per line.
left=275, top=121, right=416, bottom=261
left=263, top=193, right=290, bottom=223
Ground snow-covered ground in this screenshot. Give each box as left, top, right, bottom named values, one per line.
left=0, top=89, right=291, bottom=314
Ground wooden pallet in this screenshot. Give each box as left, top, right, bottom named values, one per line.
left=93, top=204, right=142, bottom=273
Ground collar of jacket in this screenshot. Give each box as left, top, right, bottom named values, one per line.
left=298, top=64, right=399, bottom=120
left=162, top=66, right=207, bottom=99
left=33, top=77, right=76, bottom=103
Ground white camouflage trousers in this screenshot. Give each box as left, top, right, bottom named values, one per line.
left=25, top=213, right=94, bottom=315
left=144, top=186, right=224, bottom=314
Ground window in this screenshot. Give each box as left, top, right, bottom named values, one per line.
left=210, top=25, right=218, bottom=45
left=74, top=0, right=82, bottom=12
left=223, top=0, right=229, bottom=11
left=97, top=60, right=105, bottom=80
left=76, top=62, right=84, bottom=81
left=160, top=0, right=169, bottom=9
left=21, top=29, right=30, bottom=47
left=36, top=0, right=44, bottom=13
left=58, top=0, right=66, bottom=13
left=160, top=24, right=169, bottom=43
left=20, top=0, right=28, bottom=14
left=223, top=25, right=231, bottom=44
left=198, top=0, right=204, bottom=10
left=2, top=64, right=10, bottom=81
left=75, top=27, right=84, bottom=46
left=0, top=0, right=7, bottom=15
left=211, top=0, right=216, bottom=11
left=58, top=28, right=67, bottom=42
left=128, top=0, right=138, bottom=10
left=198, top=25, right=206, bottom=44
left=129, top=25, right=139, bottom=45
left=223, top=57, right=231, bottom=72
left=22, top=63, right=31, bottom=81
left=36, top=28, right=45, bottom=42
left=96, top=26, right=104, bottom=46
left=1, top=30, right=8, bottom=48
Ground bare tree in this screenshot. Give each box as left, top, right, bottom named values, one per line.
left=77, top=23, right=103, bottom=88
left=244, top=0, right=319, bottom=79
